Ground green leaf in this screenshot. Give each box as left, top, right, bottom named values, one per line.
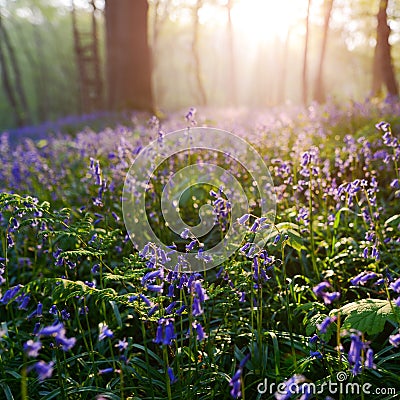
left=384, top=214, right=400, bottom=227
left=340, top=299, right=400, bottom=335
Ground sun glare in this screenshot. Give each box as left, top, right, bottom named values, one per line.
left=231, top=0, right=305, bottom=42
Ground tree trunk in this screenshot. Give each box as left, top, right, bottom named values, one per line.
left=302, top=0, right=312, bottom=106
left=372, top=0, right=399, bottom=97
left=105, top=0, right=154, bottom=111
left=0, top=14, right=28, bottom=126
left=192, top=0, right=207, bottom=106
left=313, top=0, right=334, bottom=103
left=0, top=14, right=27, bottom=126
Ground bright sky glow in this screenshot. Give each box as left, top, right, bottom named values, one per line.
left=231, top=0, right=306, bottom=42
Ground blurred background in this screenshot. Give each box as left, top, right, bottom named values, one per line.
left=0, top=0, right=399, bottom=131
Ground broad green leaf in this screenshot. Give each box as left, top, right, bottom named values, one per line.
left=340, top=299, right=400, bottom=335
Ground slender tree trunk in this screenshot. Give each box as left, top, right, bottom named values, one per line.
left=302, top=0, right=312, bottom=106
left=192, top=0, right=207, bottom=106
left=105, top=0, right=154, bottom=111
left=313, top=0, right=334, bottom=103
left=372, top=0, right=399, bottom=97
left=0, top=13, right=29, bottom=125
left=226, top=0, right=236, bottom=106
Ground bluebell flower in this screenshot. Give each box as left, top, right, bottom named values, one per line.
left=193, top=321, right=207, bottom=341
left=91, top=264, right=100, bottom=274
left=309, top=334, right=318, bottom=344
left=365, top=348, right=375, bottom=369
left=55, top=333, right=76, bottom=351
left=312, top=282, right=331, bottom=296
left=348, top=333, right=363, bottom=375
left=154, top=318, right=176, bottom=346
left=310, top=350, right=322, bottom=359
left=317, top=316, right=336, bottom=334
left=180, top=228, right=191, bottom=239
left=323, top=292, right=340, bottom=304
left=238, top=292, right=246, bottom=302
left=116, top=338, right=128, bottom=352
left=237, top=214, right=250, bottom=225
left=275, top=375, right=306, bottom=400
left=176, top=304, right=186, bottom=315
left=148, top=304, right=159, bottom=317
left=24, top=340, right=42, bottom=357
left=192, top=297, right=203, bottom=316
left=165, top=301, right=177, bottom=315
left=99, top=323, right=114, bottom=341
left=99, top=367, right=114, bottom=375
left=16, top=294, right=30, bottom=310
left=390, top=278, right=400, bottom=293
left=229, top=368, right=243, bottom=399
left=193, top=280, right=208, bottom=303
left=186, top=240, right=197, bottom=251
left=147, top=284, right=164, bottom=293
left=168, top=367, right=177, bottom=384
left=49, top=305, right=58, bottom=315
left=38, top=322, right=64, bottom=336
left=389, top=333, right=400, bottom=347
left=139, top=293, right=153, bottom=307
left=167, top=284, right=175, bottom=298
left=273, top=234, right=281, bottom=245
left=33, top=360, right=54, bottom=381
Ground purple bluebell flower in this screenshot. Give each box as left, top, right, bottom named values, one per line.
left=139, top=293, right=153, bottom=307
left=240, top=243, right=251, bottom=253
left=99, top=324, right=114, bottom=341
left=389, top=333, right=400, bottom=347
left=193, top=321, right=207, bottom=341
left=348, top=333, right=363, bottom=375
left=116, top=338, right=128, bottom=352
left=61, top=309, right=70, bottom=320
left=55, top=332, right=76, bottom=351
left=165, top=301, right=177, bottom=315
left=313, top=282, right=331, bottom=296
left=176, top=304, right=186, bottom=315
left=365, top=348, right=375, bottom=369
left=167, top=284, right=175, bottom=298
left=33, top=361, right=54, bottom=381
left=390, top=278, right=400, bottom=293
left=186, top=240, right=197, bottom=251
left=229, top=368, right=243, bottom=399
left=310, top=350, right=322, bottom=359
left=147, top=284, right=164, bottom=293
left=192, top=297, right=203, bottom=317
left=323, top=292, right=340, bottom=304
left=238, top=292, right=246, bottom=302
left=24, top=340, right=42, bottom=357
left=275, top=375, right=306, bottom=400
left=154, top=318, right=176, bottom=346
left=148, top=304, right=159, bottom=317
left=237, top=214, right=250, bottom=224
left=239, top=353, right=251, bottom=368
left=49, top=305, right=58, bottom=315
left=180, top=228, right=191, bottom=239
left=168, top=367, right=177, bottom=384
left=99, top=368, right=114, bottom=375
left=317, top=316, right=336, bottom=334
left=193, top=280, right=208, bottom=303
left=91, top=264, right=100, bottom=274
left=38, top=322, right=64, bottom=336
left=141, top=269, right=163, bottom=285
left=309, top=334, right=318, bottom=344
left=17, top=294, right=30, bottom=310
left=0, top=284, right=21, bottom=304
left=273, top=234, right=281, bottom=245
